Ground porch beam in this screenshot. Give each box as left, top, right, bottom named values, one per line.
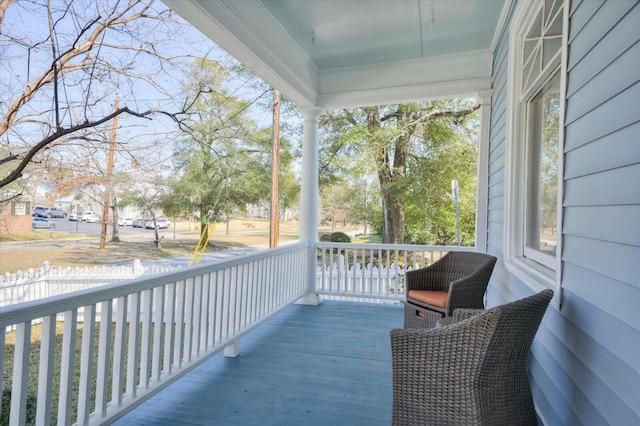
left=297, top=108, right=323, bottom=305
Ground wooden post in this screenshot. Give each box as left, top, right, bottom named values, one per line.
left=269, top=89, right=281, bottom=248
left=100, top=95, right=119, bottom=249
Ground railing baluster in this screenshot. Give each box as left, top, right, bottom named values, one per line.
left=58, top=309, right=77, bottom=425
left=214, top=271, right=224, bottom=344
left=77, top=305, right=96, bottom=425
left=112, top=296, right=128, bottom=406
left=95, top=300, right=112, bottom=417
left=10, top=321, right=30, bottom=426
left=251, top=261, right=258, bottom=322
left=173, top=281, right=185, bottom=368
left=126, top=292, right=141, bottom=398
left=152, top=286, right=164, bottom=382
left=230, top=266, right=238, bottom=334
left=140, top=289, right=153, bottom=390
left=240, top=262, right=249, bottom=329
left=221, top=270, right=230, bottom=340
left=195, top=275, right=204, bottom=354
left=199, top=274, right=210, bottom=353
left=36, top=315, right=56, bottom=426
left=163, top=283, right=176, bottom=374
left=207, top=273, right=217, bottom=346
left=183, top=278, right=194, bottom=363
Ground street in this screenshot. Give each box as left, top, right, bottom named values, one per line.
left=45, top=217, right=175, bottom=237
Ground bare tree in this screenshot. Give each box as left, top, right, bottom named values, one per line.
left=0, top=0, right=212, bottom=192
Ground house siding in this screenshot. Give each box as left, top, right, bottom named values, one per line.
left=487, top=1, right=640, bottom=425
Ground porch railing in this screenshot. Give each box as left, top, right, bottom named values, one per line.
left=0, top=241, right=471, bottom=425
left=0, top=242, right=308, bottom=426
left=316, top=242, right=474, bottom=302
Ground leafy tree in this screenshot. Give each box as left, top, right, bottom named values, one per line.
left=171, top=59, right=273, bottom=240
left=320, top=99, right=479, bottom=244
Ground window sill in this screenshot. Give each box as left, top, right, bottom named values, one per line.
left=504, top=256, right=559, bottom=303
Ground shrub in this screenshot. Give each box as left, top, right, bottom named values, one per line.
left=330, top=231, right=351, bottom=243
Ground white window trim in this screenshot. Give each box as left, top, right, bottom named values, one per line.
left=504, top=0, right=568, bottom=306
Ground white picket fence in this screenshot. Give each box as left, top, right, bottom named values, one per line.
left=0, top=260, right=179, bottom=307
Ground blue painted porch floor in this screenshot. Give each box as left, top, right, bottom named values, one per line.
left=114, top=300, right=404, bottom=426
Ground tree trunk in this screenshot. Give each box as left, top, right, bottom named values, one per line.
left=110, top=194, right=120, bottom=242
left=368, top=106, right=408, bottom=244
left=378, top=170, right=405, bottom=244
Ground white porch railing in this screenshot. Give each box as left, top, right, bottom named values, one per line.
left=0, top=242, right=471, bottom=425
left=316, top=242, right=474, bottom=302
left=0, top=242, right=308, bottom=426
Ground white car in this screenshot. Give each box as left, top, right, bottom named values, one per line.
left=118, top=217, right=133, bottom=226
left=32, top=217, right=56, bottom=229
left=145, top=218, right=171, bottom=229
left=82, top=212, right=99, bottom=223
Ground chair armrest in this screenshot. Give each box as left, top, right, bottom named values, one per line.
left=445, top=264, right=495, bottom=314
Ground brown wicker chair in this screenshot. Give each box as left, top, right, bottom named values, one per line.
left=390, top=289, right=554, bottom=426
left=404, top=251, right=497, bottom=328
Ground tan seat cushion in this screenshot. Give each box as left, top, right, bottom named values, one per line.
left=408, top=290, right=448, bottom=308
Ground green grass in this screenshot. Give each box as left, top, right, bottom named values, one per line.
left=352, top=234, right=382, bottom=244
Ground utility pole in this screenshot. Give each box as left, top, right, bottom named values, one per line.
left=100, top=95, right=119, bottom=249
left=269, top=89, right=281, bottom=248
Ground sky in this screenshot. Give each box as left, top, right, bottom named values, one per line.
left=1, top=0, right=280, bottom=181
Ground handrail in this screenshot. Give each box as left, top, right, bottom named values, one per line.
left=0, top=242, right=308, bottom=327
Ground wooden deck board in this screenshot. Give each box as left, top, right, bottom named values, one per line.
left=113, top=301, right=403, bottom=425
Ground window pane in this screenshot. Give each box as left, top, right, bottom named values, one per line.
left=527, top=72, right=560, bottom=257
left=542, top=37, right=562, bottom=68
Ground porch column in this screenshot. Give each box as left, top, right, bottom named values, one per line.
left=475, top=91, right=492, bottom=253
left=297, top=107, right=322, bottom=305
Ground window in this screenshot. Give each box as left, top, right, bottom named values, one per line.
left=524, top=72, right=560, bottom=269
left=504, top=0, right=567, bottom=293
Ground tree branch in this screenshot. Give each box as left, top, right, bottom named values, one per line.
left=0, top=106, right=162, bottom=188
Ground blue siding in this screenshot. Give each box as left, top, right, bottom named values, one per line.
left=487, top=1, right=640, bottom=424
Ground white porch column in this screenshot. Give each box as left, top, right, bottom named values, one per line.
left=475, top=91, right=492, bottom=253
left=297, top=107, right=322, bottom=305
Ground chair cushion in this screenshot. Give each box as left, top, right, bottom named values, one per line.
left=408, top=290, right=448, bottom=308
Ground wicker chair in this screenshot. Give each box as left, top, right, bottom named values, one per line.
left=404, top=251, right=497, bottom=328
left=390, top=289, right=554, bottom=426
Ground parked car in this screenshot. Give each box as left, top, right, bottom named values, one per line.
left=82, top=212, right=99, bottom=223
left=132, top=218, right=146, bottom=228
left=118, top=217, right=133, bottom=226
left=157, top=218, right=171, bottom=229
left=32, top=217, right=56, bottom=229
left=33, top=206, right=47, bottom=216
left=43, top=207, right=67, bottom=218
left=145, top=218, right=171, bottom=229
left=68, top=213, right=78, bottom=221
left=33, top=206, right=67, bottom=218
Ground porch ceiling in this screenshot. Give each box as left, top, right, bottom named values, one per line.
left=163, top=0, right=507, bottom=109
